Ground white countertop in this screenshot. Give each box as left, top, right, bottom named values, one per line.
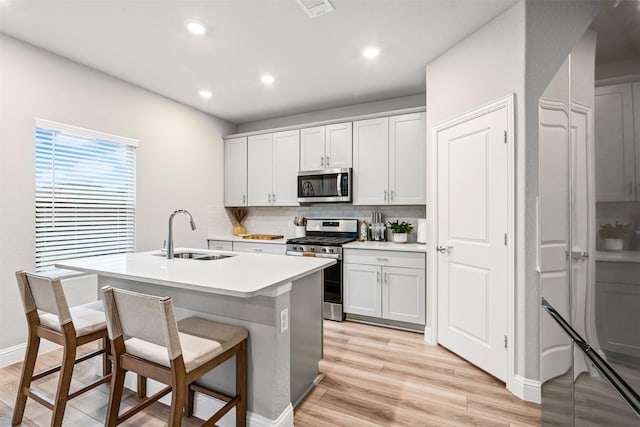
left=56, top=248, right=334, bottom=298
left=595, top=250, right=640, bottom=263
left=207, top=234, right=289, bottom=244
left=343, top=241, right=428, bottom=253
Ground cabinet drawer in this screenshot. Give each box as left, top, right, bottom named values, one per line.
left=233, top=241, right=286, bottom=255
left=207, top=240, right=233, bottom=251
left=344, top=249, right=424, bottom=269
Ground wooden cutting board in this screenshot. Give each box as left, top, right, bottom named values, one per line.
left=242, top=234, right=284, bottom=240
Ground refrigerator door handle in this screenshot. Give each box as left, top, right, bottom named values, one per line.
left=542, top=297, right=640, bottom=417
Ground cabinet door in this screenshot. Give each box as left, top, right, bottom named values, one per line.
left=207, top=240, right=233, bottom=251
left=273, top=130, right=300, bottom=206
left=224, top=137, right=247, bottom=206
left=353, top=117, right=389, bottom=205
left=595, top=84, right=635, bottom=201
left=389, top=112, right=426, bottom=205
left=325, top=122, right=352, bottom=169
left=300, top=126, right=325, bottom=171
left=232, top=241, right=285, bottom=255
left=343, top=263, right=381, bottom=317
left=247, top=134, right=273, bottom=206
left=383, top=266, right=425, bottom=324
left=634, top=83, right=640, bottom=197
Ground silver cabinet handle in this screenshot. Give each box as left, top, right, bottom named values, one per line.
left=254, top=248, right=263, bottom=253
left=384, top=272, right=388, bottom=283
left=272, top=193, right=276, bottom=203
left=376, top=257, right=389, bottom=262
left=242, top=194, right=246, bottom=204
left=268, top=193, right=271, bottom=203
left=326, top=156, right=329, bottom=167
left=376, top=271, right=380, bottom=282
left=321, top=156, right=324, bottom=168
left=384, top=190, right=388, bottom=201
left=390, top=190, right=394, bottom=201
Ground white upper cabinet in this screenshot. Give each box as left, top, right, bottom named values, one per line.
left=389, top=112, right=426, bottom=205
left=300, top=122, right=352, bottom=171
left=224, top=137, right=247, bottom=207
left=353, top=112, right=426, bottom=205
left=272, top=130, right=300, bottom=206
left=595, top=83, right=636, bottom=202
left=247, top=133, right=273, bottom=206
left=353, top=117, right=389, bottom=205
left=247, top=131, right=300, bottom=206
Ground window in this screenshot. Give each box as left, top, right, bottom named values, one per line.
left=35, top=119, right=137, bottom=272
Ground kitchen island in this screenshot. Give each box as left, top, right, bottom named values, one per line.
left=57, top=249, right=335, bottom=427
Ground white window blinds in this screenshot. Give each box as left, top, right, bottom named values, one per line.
left=35, top=119, right=137, bottom=272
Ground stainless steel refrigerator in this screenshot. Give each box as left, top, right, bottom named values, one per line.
left=539, top=28, right=640, bottom=426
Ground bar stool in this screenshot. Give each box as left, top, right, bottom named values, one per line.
left=101, top=286, right=248, bottom=427
left=12, top=270, right=112, bottom=427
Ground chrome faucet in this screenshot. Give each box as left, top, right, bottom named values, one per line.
left=167, top=209, right=197, bottom=259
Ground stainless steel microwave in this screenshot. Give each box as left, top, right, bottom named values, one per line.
left=297, top=168, right=352, bottom=203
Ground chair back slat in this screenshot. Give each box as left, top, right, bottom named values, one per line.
left=15, top=271, right=72, bottom=325
left=102, top=287, right=182, bottom=360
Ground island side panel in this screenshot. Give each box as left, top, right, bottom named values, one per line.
left=290, top=270, right=323, bottom=406
left=97, top=276, right=291, bottom=421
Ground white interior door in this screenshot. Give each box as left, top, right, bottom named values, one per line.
left=538, top=100, right=571, bottom=383
left=436, top=106, right=509, bottom=382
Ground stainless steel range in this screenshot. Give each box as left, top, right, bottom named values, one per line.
left=286, top=219, right=358, bottom=321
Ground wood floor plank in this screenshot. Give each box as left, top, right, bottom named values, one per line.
left=296, top=320, right=541, bottom=426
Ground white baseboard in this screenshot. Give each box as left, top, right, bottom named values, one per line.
left=0, top=341, right=61, bottom=368
left=510, top=374, right=541, bottom=403
left=423, top=325, right=436, bottom=345
left=124, top=374, right=294, bottom=427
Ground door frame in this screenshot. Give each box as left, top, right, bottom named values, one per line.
left=426, top=94, right=515, bottom=392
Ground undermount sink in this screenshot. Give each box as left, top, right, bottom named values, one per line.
left=155, top=252, right=234, bottom=261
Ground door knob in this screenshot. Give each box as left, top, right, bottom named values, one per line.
left=436, top=244, right=452, bottom=254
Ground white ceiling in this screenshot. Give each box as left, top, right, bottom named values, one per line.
left=0, top=0, right=517, bottom=124
left=591, top=0, right=640, bottom=64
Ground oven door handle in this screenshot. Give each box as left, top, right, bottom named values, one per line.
left=285, top=251, right=341, bottom=260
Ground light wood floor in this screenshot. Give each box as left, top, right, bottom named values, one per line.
left=0, top=320, right=540, bottom=426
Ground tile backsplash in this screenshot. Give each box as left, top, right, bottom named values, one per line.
left=208, top=205, right=426, bottom=242
left=596, top=202, right=640, bottom=250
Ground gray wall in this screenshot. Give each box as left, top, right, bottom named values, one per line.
left=425, top=0, right=603, bottom=386
left=0, top=35, right=235, bottom=355
left=236, top=94, right=425, bottom=133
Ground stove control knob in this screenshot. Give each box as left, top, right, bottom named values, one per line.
left=321, top=247, right=328, bottom=253
left=328, top=248, right=334, bottom=253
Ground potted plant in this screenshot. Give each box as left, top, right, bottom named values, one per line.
left=387, top=220, right=413, bottom=243
left=599, top=221, right=633, bottom=252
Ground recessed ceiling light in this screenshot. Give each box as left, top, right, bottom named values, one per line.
left=363, top=47, right=380, bottom=59
left=260, top=75, right=275, bottom=85
left=199, top=90, right=212, bottom=99
left=186, top=21, right=206, bottom=35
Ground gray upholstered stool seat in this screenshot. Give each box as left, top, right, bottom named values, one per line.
left=38, top=300, right=107, bottom=337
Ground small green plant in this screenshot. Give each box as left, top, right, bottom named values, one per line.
left=387, top=220, right=413, bottom=234
left=599, top=221, right=633, bottom=239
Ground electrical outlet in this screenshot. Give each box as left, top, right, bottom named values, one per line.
left=280, top=308, right=289, bottom=333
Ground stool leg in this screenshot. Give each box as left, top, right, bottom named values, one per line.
left=102, top=337, right=112, bottom=376
left=12, top=330, right=40, bottom=425
left=236, top=340, right=247, bottom=427
left=105, top=339, right=126, bottom=427
left=185, top=384, right=194, bottom=417
left=137, top=375, right=147, bottom=398
left=51, top=331, right=76, bottom=427
left=169, top=357, right=186, bottom=427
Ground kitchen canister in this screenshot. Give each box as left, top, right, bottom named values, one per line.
left=417, top=219, right=427, bottom=243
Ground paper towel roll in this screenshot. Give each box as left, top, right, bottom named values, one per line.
left=417, top=219, right=427, bottom=243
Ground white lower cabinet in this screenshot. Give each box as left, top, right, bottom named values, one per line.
left=207, top=239, right=233, bottom=251
left=344, top=249, right=425, bottom=325
left=232, top=241, right=286, bottom=255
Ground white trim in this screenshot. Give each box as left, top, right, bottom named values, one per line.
left=428, top=94, right=517, bottom=393
left=124, top=374, right=294, bottom=427
left=0, top=341, right=61, bottom=368
left=224, top=106, right=425, bottom=139
left=511, top=375, right=541, bottom=403
left=423, top=325, right=434, bottom=344
left=35, top=118, right=139, bottom=147
left=595, top=74, right=640, bottom=87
